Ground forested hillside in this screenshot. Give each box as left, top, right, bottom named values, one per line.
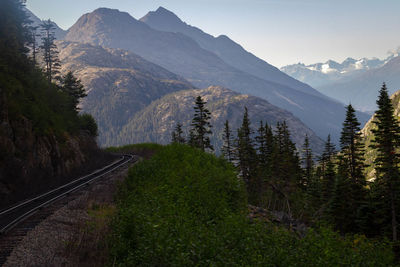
left=115, top=86, right=324, bottom=154
left=0, top=0, right=103, bottom=207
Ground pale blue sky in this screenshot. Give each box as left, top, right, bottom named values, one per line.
left=27, top=0, right=400, bottom=67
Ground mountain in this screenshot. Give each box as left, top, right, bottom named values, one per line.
left=64, top=7, right=368, bottom=143
left=140, top=7, right=320, bottom=97
left=115, top=86, right=325, bottom=154
left=361, top=90, right=400, bottom=179
left=317, top=56, right=400, bottom=112
left=281, top=54, right=400, bottom=112
left=24, top=7, right=66, bottom=40
left=57, top=41, right=195, bottom=146
left=281, top=57, right=391, bottom=88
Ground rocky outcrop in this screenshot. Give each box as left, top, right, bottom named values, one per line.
left=0, top=102, right=100, bottom=207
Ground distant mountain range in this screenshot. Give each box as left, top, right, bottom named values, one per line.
left=281, top=53, right=400, bottom=112
left=61, top=7, right=369, bottom=143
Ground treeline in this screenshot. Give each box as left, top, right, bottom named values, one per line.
left=0, top=0, right=97, bottom=137
left=172, top=83, right=400, bottom=242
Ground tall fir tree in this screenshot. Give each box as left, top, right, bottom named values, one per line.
left=40, top=19, right=60, bottom=84
left=235, top=107, right=257, bottom=184
left=302, top=134, right=314, bottom=188
left=60, top=71, right=87, bottom=112
left=221, top=120, right=234, bottom=162
left=331, top=104, right=367, bottom=232
left=28, top=25, right=40, bottom=65
left=171, top=122, right=185, bottom=144
left=371, top=83, right=400, bottom=241
left=189, top=96, right=213, bottom=151
left=319, top=135, right=336, bottom=204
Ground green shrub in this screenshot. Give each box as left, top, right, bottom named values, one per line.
left=109, top=144, right=395, bottom=266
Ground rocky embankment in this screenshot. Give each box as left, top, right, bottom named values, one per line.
left=0, top=104, right=108, bottom=208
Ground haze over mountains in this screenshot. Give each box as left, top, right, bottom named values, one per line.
left=62, top=7, right=369, bottom=143
left=282, top=53, right=400, bottom=112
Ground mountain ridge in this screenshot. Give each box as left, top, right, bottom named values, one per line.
left=63, top=7, right=369, bottom=143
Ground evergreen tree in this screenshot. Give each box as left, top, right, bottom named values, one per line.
left=221, top=120, right=233, bottom=162
left=319, top=135, right=336, bottom=203
left=235, top=107, right=257, bottom=183
left=189, top=96, right=213, bottom=151
left=28, top=25, right=40, bottom=65
left=371, top=83, right=400, bottom=241
left=171, top=122, right=185, bottom=144
left=40, top=19, right=60, bottom=83
left=339, top=104, right=366, bottom=188
left=60, top=71, right=87, bottom=112
left=332, top=104, right=367, bottom=232
left=0, top=0, right=31, bottom=74
left=302, top=134, right=313, bottom=189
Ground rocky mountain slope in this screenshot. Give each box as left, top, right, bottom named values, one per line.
left=115, top=86, right=325, bottom=154
left=63, top=7, right=368, bottom=143
left=361, top=90, right=400, bottom=179
left=57, top=41, right=195, bottom=146
left=140, top=7, right=320, bottom=97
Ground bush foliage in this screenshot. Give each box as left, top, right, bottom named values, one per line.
left=109, top=144, right=395, bottom=266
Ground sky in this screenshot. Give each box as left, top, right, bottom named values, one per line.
left=26, top=0, right=400, bottom=68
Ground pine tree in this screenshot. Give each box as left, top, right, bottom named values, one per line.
left=221, top=120, right=233, bottom=162
left=60, top=71, right=87, bottom=112
left=40, top=19, right=60, bottom=83
left=171, top=122, right=185, bottom=144
left=189, top=96, right=213, bottom=151
left=28, top=25, right=40, bottom=65
left=235, top=107, right=257, bottom=183
left=302, top=134, right=313, bottom=188
left=339, top=104, right=366, bottom=187
left=371, top=83, right=400, bottom=241
left=319, top=135, right=336, bottom=206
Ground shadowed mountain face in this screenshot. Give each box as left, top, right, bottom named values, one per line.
left=64, top=7, right=369, bottom=143
left=115, top=86, right=325, bottom=154
left=57, top=41, right=195, bottom=146
left=140, top=7, right=320, bottom=97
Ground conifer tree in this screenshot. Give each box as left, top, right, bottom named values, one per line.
left=235, top=107, right=257, bottom=183
left=339, top=104, right=366, bottom=188
left=221, top=120, right=233, bottom=162
left=371, top=83, right=400, bottom=241
left=319, top=135, right=336, bottom=203
left=171, top=122, right=185, bottom=144
left=331, top=104, right=367, bottom=232
left=302, top=134, right=313, bottom=188
left=40, top=19, right=60, bottom=83
left=189, top=96, right=213, bottom=151
left=60, top=71, right=86, bottom=112
left=28, top=25, right=40, bottom=65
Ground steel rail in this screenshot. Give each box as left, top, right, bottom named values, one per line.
left=0, top=154, right=134, bottom=234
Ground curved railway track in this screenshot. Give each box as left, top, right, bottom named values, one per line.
left=0, top=154, right=135, bottom=265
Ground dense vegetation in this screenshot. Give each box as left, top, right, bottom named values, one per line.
left=109, top=144, right=395, bottom=266
left=0, top=0, right=96, bottom=137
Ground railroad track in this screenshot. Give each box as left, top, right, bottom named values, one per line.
left=0, top=154, right=135, bottom=265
